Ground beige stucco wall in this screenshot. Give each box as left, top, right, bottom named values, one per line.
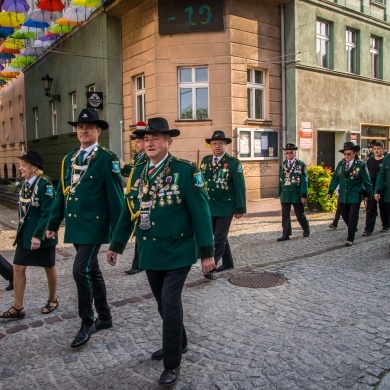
left=119, top=0, right=283, bottom=200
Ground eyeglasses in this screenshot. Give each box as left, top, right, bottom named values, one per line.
left=285, top=151, right=294, bottom=155
left=210, top=142, right=226, bottom=146
left=344, top=152, right=353, bottom=156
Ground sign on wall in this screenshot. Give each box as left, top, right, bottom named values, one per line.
left=87, top=92, right=103, bottom=109
left=299, top=128, right=313, bottom=149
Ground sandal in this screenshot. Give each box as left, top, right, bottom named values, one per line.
left=41, top=299, right=58, bottom=314
left=0, top=306, right=26, bottom=320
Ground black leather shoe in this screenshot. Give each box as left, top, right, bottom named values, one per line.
left=303, top=230, right=310, bottom=238
left=277, top=236, right=290, bottom=242
left=151, top=346, right=188, bottom=361
left=204, top=271, right=214, bottom=280
left=362, top=231, right=371, bottom=237
left=95, top=318, right=113, bottom=332
left=124, top=268, right=140, bottom=275
left=158, top=367, right=180, bottom=387
left=70, top=323, right=96, bottom=348
left=215, top=265, right=234, bottom=272
left=5, top=281, right=13, bottom=291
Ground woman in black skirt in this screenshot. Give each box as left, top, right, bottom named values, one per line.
left=0, top=151, right=58, bottom=320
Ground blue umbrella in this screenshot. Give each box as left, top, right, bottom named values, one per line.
left=0, top=53, right=15, bottom=59
left=0, top=26, right=14, bottom=38
left=23, top=18, right=50, bottom=29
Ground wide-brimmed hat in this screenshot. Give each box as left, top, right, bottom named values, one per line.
left=19, top=150, right=44, bottom=170
left=68, top=108, right=109, bottom=130
left=205, top=131, right=232, bottom=145
left=283, top=143, right=298, bottom=151
left=339, top=141, right=360, bottom=153
left=133, top=117, right=180, bottom=137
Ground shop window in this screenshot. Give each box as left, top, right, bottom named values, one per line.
left=237, top=128, right=279, bottom=160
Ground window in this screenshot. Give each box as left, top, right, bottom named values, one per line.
left=135, top=75, right=146, bottom=122
left=247, top=69, right=265, bottom=120
left=51, top=101, right=57, bottom=135
left=316, top=20, right=330, bottom=68
left=19, top=113, right=25, bottom=143
left=178, top=67, right=209, bottom=120
left=71, top=92, right=77, bottom=125
left=33, top=107, right=39, bottom=139
left=87, top=84, right=95, bottom=92
left=237, top=128, right=279, bottom=160
left=346, top=29, right=357, bottom=74
left=370, top=36, right=381, bottom=78
left=9, top=117, right=14, bottom=144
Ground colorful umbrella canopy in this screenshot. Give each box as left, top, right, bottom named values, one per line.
left=1, top=0, right=30, bottom=13
left=63, top=6, right=91, bottom=22
left=39, top=33, right=61, bottom=41
left=0, top=26, right=14, bottom=38
left=10, top=30, right=36, bottom=39
left=48, top=23, right=73, bottom=34
left=0, top=11, right=25, bottom=27
left=20, top=46, right=44, bottom=56
left=56, top=16, right=79, bottom=26
left=32, top=39, right=52, bottom=48
left=9, top=55, right=35, bottom=68
left=0, top=66, right=20, bottom=77
left=0, top=46, right=20, bottom=54
left=36, top=0, right=65, bottom=12
left=28, top=9, right=57, bottom=24
left=23, top=18, right=50, bottom=29
left=3, top=37, right=24, bottom=49
left=0, top=52, right=15, bottom=58
left=71, top=0, right=100, bottom=8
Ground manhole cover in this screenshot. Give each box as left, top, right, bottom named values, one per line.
left=228, top=272, right=286, bottom=288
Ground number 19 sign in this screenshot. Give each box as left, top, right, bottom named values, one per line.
left=158, top=0, right=224, bottom=35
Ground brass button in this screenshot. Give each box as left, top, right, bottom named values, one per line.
left=153, top=238, right=156, bottom=241
left=152, top=222, right=155, bottom=226
left=68, top=214, right=72, bottom=217
left=74, top=214, right=77, bottom=217
left=96, top=216, right=99, bottom=219
left=143, top=237, right=146, bottom=240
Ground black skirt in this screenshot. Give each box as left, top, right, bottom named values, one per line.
left=13, top=231, right=56, bottom=268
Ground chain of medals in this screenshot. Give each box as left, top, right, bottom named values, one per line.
left=68, top=147, right=98, bottom=195
left=210, top=156, right=229, bottom=190
left=283, top=159, right=297, bottom=186
left=137, top=155, right=172, bottom=230
left=19, top=177, right=41, bottom=224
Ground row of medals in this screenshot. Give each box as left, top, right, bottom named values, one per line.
left=211, top=161, right=229, bottom=190
left=19, top=182, right=39, bottom=223
left=140, top=176, right=181, bottom=208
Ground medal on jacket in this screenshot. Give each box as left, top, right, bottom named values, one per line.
left=139, top=210, right=152, bottom=230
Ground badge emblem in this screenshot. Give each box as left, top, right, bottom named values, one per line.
left=112, top=161, right=120, bottom=173
left=194, top=172, right=204, bottom=187
left=45, top=186, right=54, bottom=197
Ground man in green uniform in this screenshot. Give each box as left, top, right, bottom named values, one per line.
left=120, top=132, right=147, bottom=275
left=278, top=143, right=310, bottom=241
left=106, top=117, right=215, bottom=387
left=46, top=108, right=124, bottom=348
left=200, top=131, right=246, bottom=279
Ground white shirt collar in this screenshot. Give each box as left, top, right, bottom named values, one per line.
left=26, top=175, right=37, bottom=186
left=213, top=153, right=225, bottom=163
left=151, top=153, right=169, bottom=169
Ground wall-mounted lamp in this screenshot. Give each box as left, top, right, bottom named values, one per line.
left=41, top=74, right=60, bottom=102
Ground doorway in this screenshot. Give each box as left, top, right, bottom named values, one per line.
left=317, top=131, right=335, bottom=170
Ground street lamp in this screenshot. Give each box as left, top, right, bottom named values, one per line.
left=41, top=74, right=60, bottom=102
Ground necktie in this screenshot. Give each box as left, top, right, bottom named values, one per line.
left=346, top=162, right=350, bottom=170
left=213, top=157, right=218, bottom=165
left=78, top=150, right=87, bottom=165
left=25, top=181, right=30, bottom=188
left=148, top=165, right=155, bottom=176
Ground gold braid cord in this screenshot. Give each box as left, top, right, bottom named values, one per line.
left=126, top=169, right=140, bottom=239
left=61, top=155, right=70, bottom=196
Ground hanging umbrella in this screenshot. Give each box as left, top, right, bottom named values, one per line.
left=3, top=37, right=24, bottom=49
left=0, top=26, right=14, bottom=38
left=0, top=11, right=25, bottom=27
left=56, top=17, right=79, bottom=26
left=39, top=33, right=61, bottom=41
left=28, top=9, right=57, bottom=24
left=0, top=45, right=20, bottom=54
left=48, top=23, right=73, bottom=34
left=63, top=5, right=91, bottom=22
left=32, top=39, right=52, bottom=48
left=23, top=18, right=50, bottom=29
left=36, top=0, right=65, bottom=12
left=1, top=0, right=30, bottom=13
left=20, top=46, right=44, bottom=56
left=0, top=52, right=15, bottom=59
left=71, top=0, right=100, bottom=8
left=10, top=30, right=36, bottom=39
left=9, top=55, right=35, bottom=68
left=1, top=66, right=20, bottom=78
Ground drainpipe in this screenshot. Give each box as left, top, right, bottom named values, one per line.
left=281, top=4, right=287, bottom=150
left=119, top=120, right=124, bottom=158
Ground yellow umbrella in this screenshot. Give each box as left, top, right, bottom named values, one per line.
left=0, top=11, right=25, bottom=27
left=71, top=0, right=100, bottom=7
left=56, top=17, right=79, bottom=26
left=3, top=38, right=25, bottom=49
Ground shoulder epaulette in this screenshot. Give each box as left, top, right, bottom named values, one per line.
left=226, top=154, right=241, bottom=164
left=175, top=157, right=197, bottom=167
left=100, top=147, right=115, bottom=156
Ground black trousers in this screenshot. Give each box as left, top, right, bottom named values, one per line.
left=281, top=202, right=309, bottom=237
left=332, top=201, right=341, bottom=227
left=339, top=203, right=360, bottom=242
left=146, top=266, right=191, bottom=370
left=0, top=253, right=13, bottom=282
left=130, top=241, right=139, bottom=270
left=212, top=216, right=234, bottom=268
left=73, top=244, right=111, bottom=326
left=364, top=196, right=389, bottom=233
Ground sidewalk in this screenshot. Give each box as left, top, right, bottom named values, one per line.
left=1, top=202, right=390, bottom=389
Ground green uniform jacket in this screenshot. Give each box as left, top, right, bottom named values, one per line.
left=375, top=153, right=390, bottom=202
left=279, top=159, right=308, bottom=203
left=329, top=159, right=372, bottom=203
left=14, top=176, right=58, bottom=249
left=109, top=155, right=214, bottom=270
left=200, top=154, right=246, bottom=217
left=120, top=153, right=148, bottom=177
left=47, top=145, right=124, bottom=244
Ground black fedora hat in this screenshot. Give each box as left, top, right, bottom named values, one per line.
left=205, top=131, right=232, bottom=145
left=133, top=117, right=180, bottom=137
left=283, top=143, right=298, bottom=151
left=68, top=108, right=109, bottom=130
left=19, top=150, right=44, bottom=170
left=339, top=141, right=360, bottom=153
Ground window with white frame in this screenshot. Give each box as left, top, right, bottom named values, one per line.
left=237, top=128, right=279, bottom=160
left=247, top=69, right=265, bottom=120
left=71, top=92, right=77, bottom=125
left=19, top=113, right=25, bottom=142
left=316, top=20, right=330, bottom=68
left=33, top=107, right=39, bottom=139
left=178, top=67, right=209, bottom=120
left=346, top=28, right=357, bottom=74
left=51, top=101, right=57, bottom=135
left=9, top=117, right=14, bottom=144
left=87, top=84, right=95, bottom=92
left=370, top=36, right=381, bottom=78
left=135, top=74, right=146, bottom=122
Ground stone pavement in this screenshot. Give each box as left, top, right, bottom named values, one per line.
left=1, top=200, right=390, bottom=390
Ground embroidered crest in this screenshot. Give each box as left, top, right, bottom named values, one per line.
left=45, top=185, right=54, bottom=197
left=237, top=164, right=243, bottom=173
left=112, top=161, right=120, bottom=173
left=194, top=172, right=205, bottom=187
